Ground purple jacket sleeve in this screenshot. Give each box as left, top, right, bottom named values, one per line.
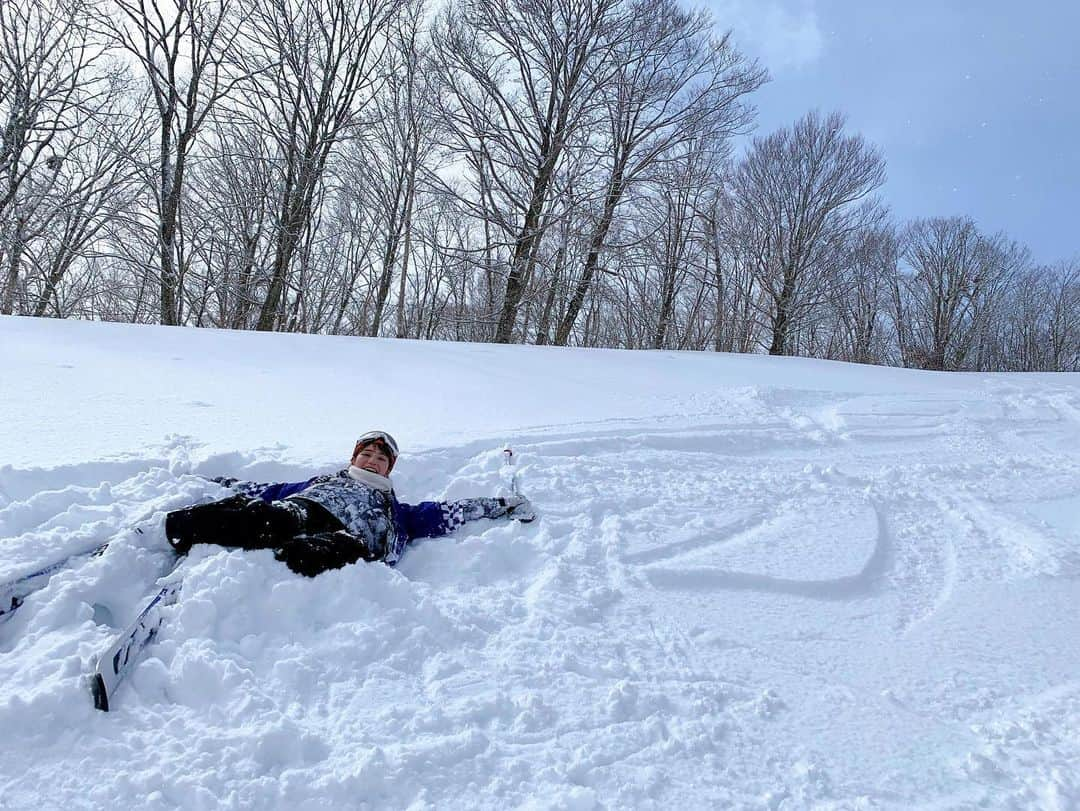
left=214, top=476, right=317, bottom=502
left=256, top=479, right=317, bottom=501
left=397, top=497, right=508, bottom=542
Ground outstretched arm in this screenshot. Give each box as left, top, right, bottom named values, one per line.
left=399, top=497, right=507, bottom=541
left=398, top=495, right=533, bottom=542
left=211, top=476, right=316, bottom=502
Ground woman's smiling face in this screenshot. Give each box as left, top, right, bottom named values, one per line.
left=351, top=443, right=392, bottom=476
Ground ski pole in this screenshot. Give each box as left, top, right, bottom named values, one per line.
left=503, top=447, right=518, bottom=496
left=501, top=447, right=537, bottom=523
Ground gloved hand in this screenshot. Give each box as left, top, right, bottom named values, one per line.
left=274, top=542, right=325, bottom=577
left=499, top=493, right=536, bottom=523
left=274, top=530, right=381, bottom=577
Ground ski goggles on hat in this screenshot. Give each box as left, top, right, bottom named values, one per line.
left=356, top=430, right=399, bottom=459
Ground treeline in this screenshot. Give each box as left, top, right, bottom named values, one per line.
left=1, top=0, right=1076, bottom=371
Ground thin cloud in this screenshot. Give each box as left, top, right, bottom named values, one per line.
left=713, top=0, right=824, bottom=72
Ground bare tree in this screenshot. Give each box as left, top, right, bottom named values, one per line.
left=647, top=140, right=714, bottom=348
left=894, top=216, right=1027, bottom=370
left=27, top=91, right=148, bottom=316
left=0, top=0, right=118, bottom=313
left=729, top=110, right=886, bottom=356
left=397, top=195, right=469, bottom=339
left=347, top=0, right=439, bottom=338
left=234, top=0, right=402, bottom=332
left=98, top=0, right=245, bottom=325
left=978, top=257, right=1077, bottom=372
left=183, top=121, right=275, bottom=329
left=700, top=186, right=763, bottom=353
left=432, top=0, right=629, bottom=343
left=828, top=224, right=897, bottom=364
left=551, top=0, right=764, bottom=345
left=315, top=183, right=384, bottom=335
left=531, top=181, right=585, bottom=345
left=1045, top=261, right=1080, bottom=371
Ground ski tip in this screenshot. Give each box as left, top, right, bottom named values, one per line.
left=90, top=673, right=110, bottom=712
left=0, top=594, right=24, bottom=623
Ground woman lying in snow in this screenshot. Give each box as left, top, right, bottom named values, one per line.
left=165, top=431, right=534, bottom=576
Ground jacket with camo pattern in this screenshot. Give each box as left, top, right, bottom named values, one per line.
left=217, top=470, right=508, bottom=565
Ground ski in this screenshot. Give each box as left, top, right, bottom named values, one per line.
left=90, top=573, right=183, bottom=712
left=0, top=527, right=160, bottom=623
left=0, top=541, right=111, bottom=622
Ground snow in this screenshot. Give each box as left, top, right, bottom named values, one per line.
left=1, top=314, right=1079, bottom=809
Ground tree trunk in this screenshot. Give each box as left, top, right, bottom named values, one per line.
left=257, top=219, right=298, bottom=331
left=395, top=156, right=417, bottom=339
left=534, top=243, right=565, bottom=345
left=653, top=271, right=677, bottom=349
left=494, top=152, right=557, bottom=343
left=712, top=241, right=726, bottom=353
left=769, top=271, right=796, bottom=355
left=33, top=248, right=74, bottom=317
left=257, top=161, right=318, bottom=332
left=369, top=228, right=401, bottom=336
left=1, top=215, right=25, bottom=315
left=157, top=117, right=188, bottom=326
left=554, top=172, right=623, bottom=346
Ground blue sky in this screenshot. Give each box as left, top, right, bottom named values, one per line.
left=716, top=0, right=1079, bottom=264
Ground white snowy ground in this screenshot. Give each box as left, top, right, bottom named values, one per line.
left=1, top=316, right=1079, bottom=811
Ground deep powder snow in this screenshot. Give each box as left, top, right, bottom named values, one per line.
left=1, top=316, right=1079, bottom=809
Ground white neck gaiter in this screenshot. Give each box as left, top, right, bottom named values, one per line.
left=347, top=465, right=393, bottom=493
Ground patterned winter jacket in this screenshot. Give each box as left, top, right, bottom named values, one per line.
left=221, top=470, right=508, bottom=565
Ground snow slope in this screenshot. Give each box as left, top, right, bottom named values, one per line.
left=1, top=315, right=1079, bottom=810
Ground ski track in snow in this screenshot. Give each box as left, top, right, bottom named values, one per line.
left=2, top=335, right=1080, bottom=808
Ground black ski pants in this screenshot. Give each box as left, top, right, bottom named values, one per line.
left=164, top=495, right=380, bottom=576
